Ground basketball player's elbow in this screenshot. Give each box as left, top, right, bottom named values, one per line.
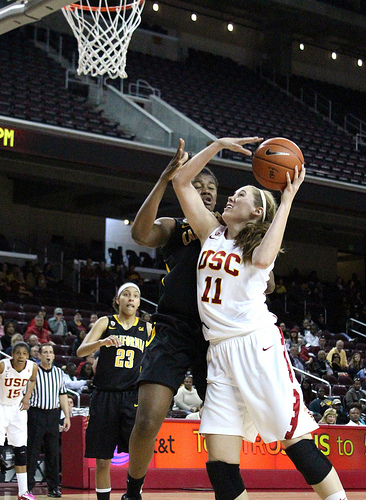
left=251, top=254, right=271, bottom=269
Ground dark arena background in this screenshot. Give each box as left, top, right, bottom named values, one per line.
left=0, top=0, right=366, bottom=498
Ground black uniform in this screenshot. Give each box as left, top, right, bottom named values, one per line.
left=139, top=218, right=209, bottom=399
left=85, top=316, right=149, bottom=459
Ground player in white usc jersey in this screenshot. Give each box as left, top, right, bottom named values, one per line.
left=0, top=341, right=38, bottom=500
left=173, top=137, right=347, bottom=500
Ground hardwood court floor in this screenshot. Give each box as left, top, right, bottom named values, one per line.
left=2, top=491, right=365, bottom=499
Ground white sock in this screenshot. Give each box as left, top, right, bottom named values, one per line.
left=324, top=491, right=348, bottom=500
left=96, top=488, right=111, bottom=493
left=16, top=472, right=28, bottom=496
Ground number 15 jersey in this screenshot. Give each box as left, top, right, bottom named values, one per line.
left=93, top=315, right=149, bottom=391
left=0, top=358, right=34, bottom=405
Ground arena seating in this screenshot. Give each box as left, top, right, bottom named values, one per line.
left=0, top=28, right=134, bottom=139
left=1, top=27, right=365, bottom=185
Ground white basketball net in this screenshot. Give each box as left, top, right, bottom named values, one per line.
left=63, top=0, right=145, bottom=79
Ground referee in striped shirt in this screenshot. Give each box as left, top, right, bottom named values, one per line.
left=27, top=343, right=71, bottom=498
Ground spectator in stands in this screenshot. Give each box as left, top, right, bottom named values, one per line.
left=326, top=340, right=348, bottom=369
left=71, top=329, right=87, bottom=356
left=300, top=378, right=315, bottom=408
left=0, top=263, right=11, bottom=298
left=42, top=263, right=58, bottom=289
left=25, top=315, right=52, bottom=344
left=331, top=399, right=349, bottom=425
left=29, top=345, right=41, bottom=365
left=278, top=321, right=288, bottom=338
left=48, top=308, right=69, bottom=337
left=109, top=263, right=127, bottom=288
left=285, top=328, right=300, bottom=351
left=140, top=312, right=151, bottom=323
left=298, top=338, right=314, bottom=367
left=5, top=333, right=24, bottom=356
left=62, top=362, right=91, bottom=395
left=67, top=311, right=87, bottom=337
left=125, top=264, right=143, bottom=287
left=319, top=408, right=337, bottom=424
left=347, top=352, right=363, bottom=379
left=67, top=394, right=75, bottom=416
left=27, top=306, right=49, bottom=331
left=185, top=404, right=203, bottom=420
left=1, top=320, right=18, bottom=351
left=289, top=344, right=306, bottom=371
left=27, top=334, right=40, bottom=348
left=316, top=313, right=329, bottom=333
left=80, top=258, right=97, bottom=295
left=89, top=313, right=98, bottom=324
left=311, top=350, right=333, bottom=378
left=309, top=385, right=333, bottom=420
left=304, top=323, right=320, bottom=347
left=329, top=352, right=343, bottom=378
left=0, top=313, right=4, bottom=338
left=173, top=375, right=203, bottom=414
left=346, top=405, right=365, bottom=426
left=301, top=318, right=312, bottom=339
left=78, top=361, right=94, bottom=381
left=76, top=354, right=96, bottom=378
left=10, top=266, right=33, bottom=300
left=344, top=378, right=366, bottom=410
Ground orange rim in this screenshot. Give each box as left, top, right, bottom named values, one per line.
left=67, top=0, right=144, bottom=12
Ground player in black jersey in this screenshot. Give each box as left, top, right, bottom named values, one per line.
left=77, top=283, right=151, bottom=500
left=122, top=139, right=220, bottom=500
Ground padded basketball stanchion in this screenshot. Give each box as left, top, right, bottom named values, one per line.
left=62, top=0, right=145, bottom=79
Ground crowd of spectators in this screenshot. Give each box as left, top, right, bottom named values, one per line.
left=1, top=260, right=366, bottom=427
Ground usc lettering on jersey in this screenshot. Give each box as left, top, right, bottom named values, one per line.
left=198, top=226, right=276, bottom=342
left=0, top=359, right=34, bottom=405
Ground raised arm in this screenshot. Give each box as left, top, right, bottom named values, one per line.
left=131, top=138, right=189, bottom=248
left=252, top=165, right=306, bottom=269
left=172, top=137, right=262, bottom=242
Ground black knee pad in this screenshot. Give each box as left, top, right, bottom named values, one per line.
left=206, top=461, right=245, bottom=500
left=14, top=446, right=27, bottom=466
left=285, top=439, right=332, bottom=485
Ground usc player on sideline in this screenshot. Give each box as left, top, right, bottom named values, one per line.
left=0, top=342, right=38, bottom=500
left=77, top=283, right=151, bottom=500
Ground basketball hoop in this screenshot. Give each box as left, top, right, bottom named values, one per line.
left=62, top=0, right=145, bottom=79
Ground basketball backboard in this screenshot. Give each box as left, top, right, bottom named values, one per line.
left=0, top=0, right=76, bottom=35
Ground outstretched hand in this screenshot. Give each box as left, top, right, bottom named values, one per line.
left=216, top=137, right=263, bottom=155
left=160, top=138, right=189, bottom=183
left=281, top=164, right=306, bottom=203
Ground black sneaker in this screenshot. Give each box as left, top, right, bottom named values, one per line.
left=47, top=488, right=62, bottom=498
left=121, top=494, right=142, bottom=500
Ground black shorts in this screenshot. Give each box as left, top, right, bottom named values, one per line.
left=85, top=388, right=138, bottom=459
left=139, top=313, right=209, bottom=399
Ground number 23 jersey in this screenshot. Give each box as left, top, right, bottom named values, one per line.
left=0, top=359, right=34, bottom=405
left=93, top=315, right=149, bottom=391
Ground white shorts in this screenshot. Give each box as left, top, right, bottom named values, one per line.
left=0, top=403, right=28, bottom=447
left=200, top=325, right=318, bottom=443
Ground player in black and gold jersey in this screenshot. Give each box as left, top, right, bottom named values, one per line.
left=122, top=139, right=219, bottom=500
left=77, top=283, right=151, bottom=500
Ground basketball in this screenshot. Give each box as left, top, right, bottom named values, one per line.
left=252, top=137, right=304, bottom=191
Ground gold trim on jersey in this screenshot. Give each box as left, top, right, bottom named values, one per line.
left=113, top=315, right=139, bottom=328
left=145, top=325, right=156, bottom=348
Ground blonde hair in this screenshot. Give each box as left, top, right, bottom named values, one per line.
left=319, top=408, right=337, bottom=424
left=234, top=187, right=280, bottom=263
